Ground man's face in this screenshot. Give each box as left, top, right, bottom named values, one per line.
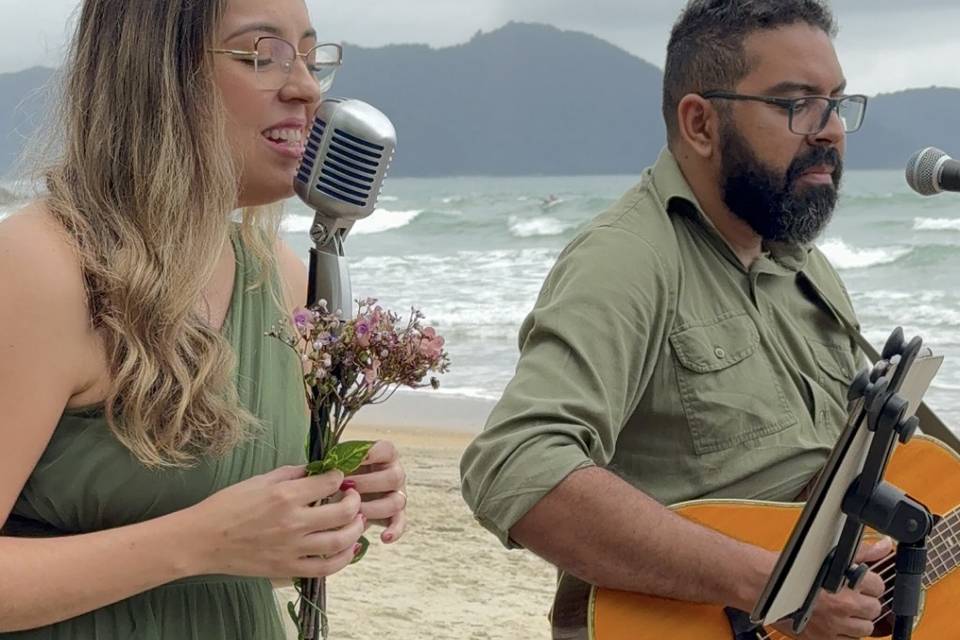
left=716, top=24, right=848, bottom=245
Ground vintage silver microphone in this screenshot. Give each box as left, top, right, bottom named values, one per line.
left=291, top=98, right=396, bottom=640
left=294, top=98, right=397, bottom=319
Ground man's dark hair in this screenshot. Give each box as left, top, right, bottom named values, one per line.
left=663, top=0, right=838, bottom=142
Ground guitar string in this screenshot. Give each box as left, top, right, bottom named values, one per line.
left=682, top=535, right=960, bottom=640
left=753, top=556, right=901, bottom=640
left=659, top=512, right=960, bottom=640
left=752, top=541, right=951, bottom=640
left=866, top=528, right=960, bottom=625
left=755, top=512, right=960, bottom=640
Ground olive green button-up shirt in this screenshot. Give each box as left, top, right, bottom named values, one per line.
left=460, top=148, right=862, bottom=548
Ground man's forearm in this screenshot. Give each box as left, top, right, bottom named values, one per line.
left=509, top=466, right=776, bottom=611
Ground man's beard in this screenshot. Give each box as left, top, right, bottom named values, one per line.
left=719, top=121, right=842, bottom=246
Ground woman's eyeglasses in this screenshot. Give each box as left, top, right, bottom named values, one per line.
left=212, top=37, right=343, bottom=92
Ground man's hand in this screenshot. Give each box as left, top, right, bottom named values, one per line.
left=773, top=538, right=893, bottom=639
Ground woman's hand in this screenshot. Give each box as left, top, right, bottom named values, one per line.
left=188, top=466, right=365, bottom=579
left=344, top=440, right=407, bottom=544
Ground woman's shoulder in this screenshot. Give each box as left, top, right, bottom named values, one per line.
left=0, top=204, right=102, bottom=525
left=0, top=201, right=98, bottom=382
left=0, top=201, right=88, bottom=303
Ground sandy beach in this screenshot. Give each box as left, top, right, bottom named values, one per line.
left=274, top=393, right=559, bottom=640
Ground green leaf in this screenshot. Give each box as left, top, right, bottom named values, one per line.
left=328, top=440, right=375, bottom=474
left=310, top=441, right=375, bottom=475
left=304, top=460, right=327, bottom=475
left=350, top=535, right=370, bottom=565
left=286, top=600, right=298, bottom=626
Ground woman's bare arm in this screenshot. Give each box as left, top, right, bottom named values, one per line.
left=0, top=209, right=204, bottom=630
left=0, top=211, right=365, bottom=631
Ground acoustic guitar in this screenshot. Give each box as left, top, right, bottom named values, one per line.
left=551, top=435, right=960, bottom=640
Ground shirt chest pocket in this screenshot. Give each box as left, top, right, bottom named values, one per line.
left=805, top=336, right=859, bottom=411
left=669, top=313, right=798, bottom=455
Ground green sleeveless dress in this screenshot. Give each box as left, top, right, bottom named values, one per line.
left=3, top=228, right=308, bottom=639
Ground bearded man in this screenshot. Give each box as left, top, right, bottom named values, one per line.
left=461, top=2, right=891, bottom=638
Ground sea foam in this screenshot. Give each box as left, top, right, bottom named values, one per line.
left=281, top=208, right=423, bottom=235
left=818, top=238, right=911, bottom=270
left=914, top=217, right=960, bottom=231
left=508, top=215, right=574, bottom=238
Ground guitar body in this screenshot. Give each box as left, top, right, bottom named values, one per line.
left=552, top=437, right=960, bottom=640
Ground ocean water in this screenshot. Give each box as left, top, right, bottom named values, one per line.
left=3, top=171, right=959, bottom=428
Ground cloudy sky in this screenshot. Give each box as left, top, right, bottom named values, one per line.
left=1, top=0, right=958, bottom=96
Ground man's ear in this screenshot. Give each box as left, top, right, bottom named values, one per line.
left=676, top=94, right=720, bottom=159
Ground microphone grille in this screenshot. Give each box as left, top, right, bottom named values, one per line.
left=906, top=147, right=947, bottom=196
left=319, top=126, right=389, bottom=207
left=296, top=118, right=326, bottom=186
left=294, top=99, right=397, bottom=218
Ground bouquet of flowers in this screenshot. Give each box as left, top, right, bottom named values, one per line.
left=268, top=297, right=449, bottom=639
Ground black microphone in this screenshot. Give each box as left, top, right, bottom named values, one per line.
left=905, top=147, right=960, bottom=196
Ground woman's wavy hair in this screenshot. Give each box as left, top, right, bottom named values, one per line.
left=31, top=0, right=287, bottom=468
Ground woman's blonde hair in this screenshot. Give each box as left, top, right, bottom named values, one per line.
left=33, top=0, right=286, bottom=467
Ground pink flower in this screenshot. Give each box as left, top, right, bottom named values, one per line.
left=363, top=358, right=381, bottom=388
left=419, top=327, right=446, bottom=360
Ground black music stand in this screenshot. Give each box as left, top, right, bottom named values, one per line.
left=749, top=329, right=942, bottom=640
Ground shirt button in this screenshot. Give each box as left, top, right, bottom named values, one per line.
left=714, top=347, right=726, bottom=359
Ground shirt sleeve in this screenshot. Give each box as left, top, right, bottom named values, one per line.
left=459, top=223, right=674, bottom=548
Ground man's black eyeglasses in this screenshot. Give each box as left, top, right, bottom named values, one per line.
left=700, top=91, right=869, bottom=135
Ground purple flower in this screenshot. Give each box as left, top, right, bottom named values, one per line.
left=292, top=307, right=314, bottom=333
left=355, top=319, right=371, bottom=347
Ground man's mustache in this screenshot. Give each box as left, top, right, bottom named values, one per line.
left=787, top=147, right=843, bottom=184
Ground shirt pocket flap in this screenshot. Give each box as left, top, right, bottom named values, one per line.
left=805, top=336, right=856, bottom=384
left=669, top=314, right=760, bottom=374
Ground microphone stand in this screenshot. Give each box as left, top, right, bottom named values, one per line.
left=299, top=217, right=354, bottom=640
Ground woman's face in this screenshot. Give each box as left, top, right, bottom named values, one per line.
left=214, top=0, right=323, bottom=208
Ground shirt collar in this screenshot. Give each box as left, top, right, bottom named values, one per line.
left=646, top=146, right=810, bottom=274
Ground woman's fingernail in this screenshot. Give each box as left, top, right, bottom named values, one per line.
left=339, top=480, right=357, bottom=492
left=353, top=543, right=362, bottom=555
left=382, top=532, right=394, bottom=543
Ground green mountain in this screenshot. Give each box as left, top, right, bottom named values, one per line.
left=0, top=66, right=55, bottom=180
left=2, top=22, right=958, bottom=177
